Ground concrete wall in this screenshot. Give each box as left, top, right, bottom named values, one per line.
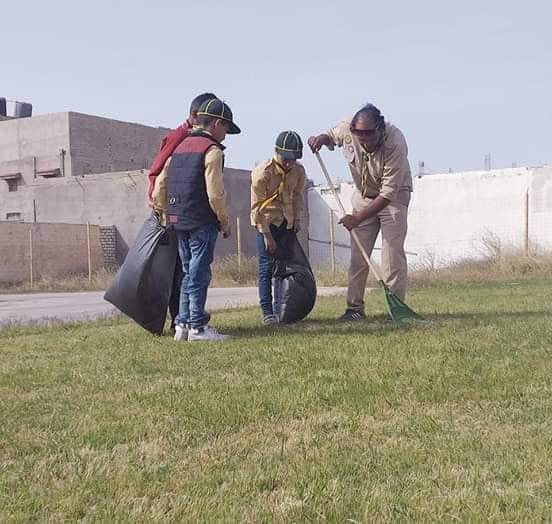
left=0, top=112, right=170, bottom=184
left=528, top=169, right=552, bottom=253
left=408, top=168, right=535, bottom=265
left=0, top=222, right=103, bottom=283
left=308, top=166, right=552, bottom=268
left=0, top=113, right=71, bottom=182
left=68, top=112, right=169, bottom=176
left=307, top=183, right=359, bottom=266
left=0, top=167, right=257, bottom=260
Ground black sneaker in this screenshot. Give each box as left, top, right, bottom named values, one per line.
left=262, top=314, right=279, bottom=326
left=338, top=309, right=366, bottom=321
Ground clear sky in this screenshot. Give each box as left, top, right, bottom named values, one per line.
left=2, top=0, right=551, bottom=183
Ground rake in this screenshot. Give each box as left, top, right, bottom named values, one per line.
left=315, top=152, right=426, bottom=325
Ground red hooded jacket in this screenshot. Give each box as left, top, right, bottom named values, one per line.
left=147, top=121, right=191, bottom=201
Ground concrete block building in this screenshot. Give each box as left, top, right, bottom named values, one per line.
left=0, top=111, right=170, bottom=203
left=0, top=110, right=301, bottom=280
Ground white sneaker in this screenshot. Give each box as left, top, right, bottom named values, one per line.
left=173, top=324, right=188, bottom=342
left=188, top=325, right=230, bottom=341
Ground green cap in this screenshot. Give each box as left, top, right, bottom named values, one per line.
left=197, top=98, right=241, bottom=134
left=275, top=130, right=303, bottom=160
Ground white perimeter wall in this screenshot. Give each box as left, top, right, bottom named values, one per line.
left=308, top=166, right=552, bottom=268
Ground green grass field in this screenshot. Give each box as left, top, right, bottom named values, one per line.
left=1, top=278, right=552, bottom=522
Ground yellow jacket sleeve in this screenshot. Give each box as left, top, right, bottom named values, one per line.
left=204, top=147, right=230, bottom=234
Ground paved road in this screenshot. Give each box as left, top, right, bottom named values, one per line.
left=0, top=287, right=347, bottom=327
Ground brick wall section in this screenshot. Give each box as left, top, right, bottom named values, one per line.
left=0, top=222, right=104, bottom=284
left=99, top=226, right=118, bottom=269
left=68, top=113, right=169, bottom=176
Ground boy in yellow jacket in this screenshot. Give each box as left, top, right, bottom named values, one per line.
left=250, top=131, right=306, bottom=324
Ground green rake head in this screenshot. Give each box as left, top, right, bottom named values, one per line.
left=379, top=282, right=428, bottom=325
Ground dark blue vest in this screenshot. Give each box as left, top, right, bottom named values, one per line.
left=166, top=132, right=224, bottom=231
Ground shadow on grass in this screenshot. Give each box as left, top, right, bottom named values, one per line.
left=225, top=308, right=552, bottom=340
left=227, top=316, right=428, bottom=340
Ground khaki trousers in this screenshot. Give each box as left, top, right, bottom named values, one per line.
left=346, top=189, right=410, bottom=312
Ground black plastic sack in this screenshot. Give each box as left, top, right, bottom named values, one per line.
left=273, top=233, right=317, bottom=324
left=104, top=213, right=177, bottom=335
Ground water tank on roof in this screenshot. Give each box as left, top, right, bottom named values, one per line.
left=0, top=98, right=6, bottom=116
left=14, top=101, right=33, bottom=118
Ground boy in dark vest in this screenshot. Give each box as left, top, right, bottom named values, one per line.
left=250, top=131, right=306, bottom=325
left=165, top=98, right=241, bottom=341
left=149, top=92, right=217, bottom=335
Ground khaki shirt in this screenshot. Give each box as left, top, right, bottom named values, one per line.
left=327, top=120, right=412, bottom=203
left=151, top=145, right=230, bottom=233
left=250, top=159, right=306, bottom=233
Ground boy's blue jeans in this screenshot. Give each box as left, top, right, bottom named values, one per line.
left=175, top=225, right=218, bottom=329
left=256, top=222, right=292, bottom=317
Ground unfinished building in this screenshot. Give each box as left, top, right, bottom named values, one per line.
left=0, top=108, right=275, bottom=283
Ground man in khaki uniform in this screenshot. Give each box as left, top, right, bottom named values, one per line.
left=251, top=131, right=306, bottom=324
left=308, top=103, right=412, bottom=320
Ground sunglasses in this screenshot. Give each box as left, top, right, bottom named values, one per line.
left=350, top=127, right=380, bottom=138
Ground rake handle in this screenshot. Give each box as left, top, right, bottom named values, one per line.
left=314, top=152, right=384, bottom=283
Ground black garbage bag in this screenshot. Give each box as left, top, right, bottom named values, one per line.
left=104, top=212, right=178, bottom=335
left=273, top=233, right=317, bottom=324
